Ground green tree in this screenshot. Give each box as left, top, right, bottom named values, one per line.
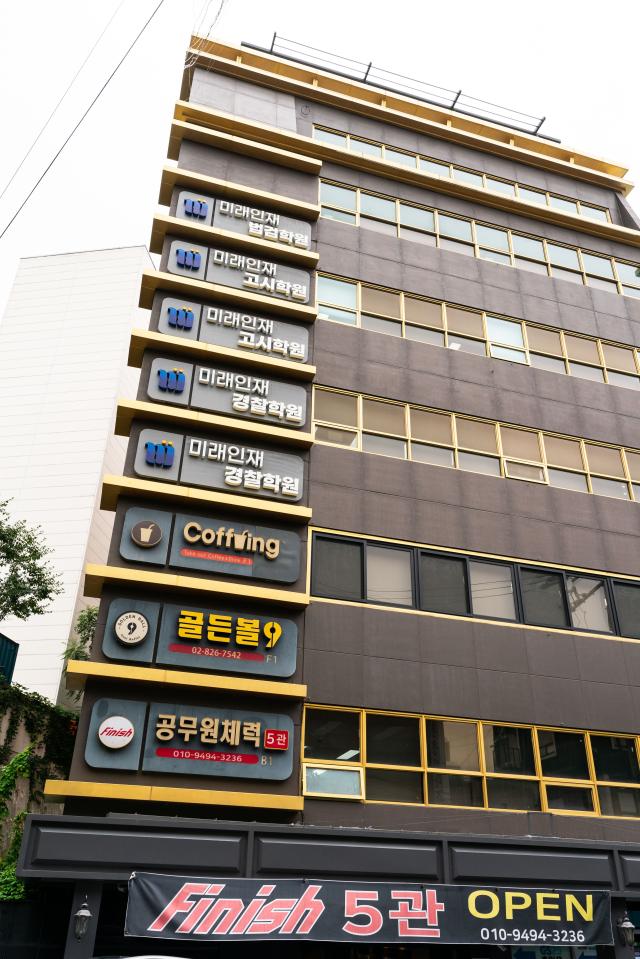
left=62, top=606, right=99, bottom=703
left=0, top=499, right=62, bottom=621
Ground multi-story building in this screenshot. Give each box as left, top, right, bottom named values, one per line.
left=0, top=247, right=152, bottom=701
left=16, top=34, right=640, bottom=959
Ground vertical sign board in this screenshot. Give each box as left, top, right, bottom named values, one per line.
left=134, top=428, right=305, bottom=502
left=156, top=298, right=311, bottom=364
left=102, top=597, right=298, bottom=678
left=85, top=698, right=294, bottom=781
left=119, top=507, right=302, bottom=584
left=145, top=356, right=309, bottom=428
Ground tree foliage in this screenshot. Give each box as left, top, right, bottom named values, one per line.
left=0, top=500, right=62, bottom=622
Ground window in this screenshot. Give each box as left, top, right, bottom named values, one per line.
left=311, top=533, right=640, bottom=641
left=305, top=708, right=360, bottom=762
left=538, top=729, right=589, bottom=779
left=419, top=554, right=468, bottom=615
left=483, top=725, right=535, bottom=775
left=312, top=537, right=363, bottom=601
left=566, top=575, right=613, bottom=632
left=313, top=128, right=611, bottom=226
left=314, top=389, right=358, bottom=427
left=427, top=720, right=479, bottom=770
left=366, top=546, right=413, bottom=606
left=469, top=561, right=516, bottom=619
left=520, top=568, right=569, bottom=628
left=613, top=582, right=640, bottom=639
left=303, top=706, right=640, bottom=817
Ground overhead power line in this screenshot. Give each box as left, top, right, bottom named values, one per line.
left=0, top=0, right=168, bottom=243
left=0, top=0, right=129, bottom=206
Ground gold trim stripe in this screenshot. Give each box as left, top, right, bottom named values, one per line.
left=84, top=563, right=310, bottom=607
left=150, top=213, right=319, bottom=267
left=65, top=660, right=307, bottom=698
left=139, top=268, right=318, bottom=321
left=168, top=118, right=321, bottom=175
left=100, top=474, right=312, bottom=521
left=44, top=779, right=304, bottom=810
left=158, top=165, right=320, bottom=219
left=128, top=328, right=316, bottom=381
left=114, top=398, right=314, bottom=448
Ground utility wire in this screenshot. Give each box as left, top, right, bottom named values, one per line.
left=184, top=0, right=229, bottom=70
left=0, top=0, right=168, bottom=242
left=0, top=0, right=129, bottom=206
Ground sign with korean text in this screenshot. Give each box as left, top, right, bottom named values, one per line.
left=102, top=597, right=298, bottom=678
left=134, top=428, right=305, bottom=502
left=156, top=298, right=311, bottom=364
left=146, top=355, right=309, bottom=429
left=126, top=875, right=612, bottom=945
left=206, top=248, right=311, bottom=304
left=119, top=507, right=301, bottom=584
left=85, top=699, right=294, bottom=780
left=176, top=190, right=312, bottom=251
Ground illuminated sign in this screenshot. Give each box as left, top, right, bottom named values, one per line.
left=85, top=698, right=294, bottom=781
left=134, top=428, right=305, bottom=502
left=102, top=598, right=298, bottom=678
left=146, top=357, right=308, bottom=429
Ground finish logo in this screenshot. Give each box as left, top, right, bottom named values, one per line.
left=98, top=716, right=134, bottom=749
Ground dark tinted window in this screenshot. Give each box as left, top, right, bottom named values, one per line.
left=483, top=725, right=535, bottom=775
left=419, top=554, right=468, bottom=614
left=538, top=730, right=589, bottom=779
left=366, top=714, right=421, bottom=766
left=366, top=769, right=423, bottom=803
left=427, top=773, right=483, bottom=806
left=613, top=582, right=640, bottom=639
left=305, top=708, right=360, bottom=762
left=591, top=736, right=640, bottom=783
left=312, top=537, right=363, bottom=600
left=520, top=568, right=569, bottom=628
left=486, top=778, right=541, bottom=811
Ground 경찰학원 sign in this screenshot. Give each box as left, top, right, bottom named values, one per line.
left=125, top=875, right=612, bottom=945
left=145, top=355, right=309, bottom=428
left=134, top=428, right=305, bottom=502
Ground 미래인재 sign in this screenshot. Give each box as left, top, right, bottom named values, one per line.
left=175, top=190, right=312, bottom=250
left=145, top=355, right=309, bottom=428
left=156, top=297, right=311, bottom=364
left=167, top=242, right=311, bottom=304
left=102, top=597, right=298, bottom=678
left=126, top=875, right=612, bottom=945
left=134, top=428, right=305, bottom=503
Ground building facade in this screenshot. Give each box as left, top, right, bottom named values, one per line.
left=16, top=35, right=640, bottom=959
left=0, top=247, right=152, bottom=701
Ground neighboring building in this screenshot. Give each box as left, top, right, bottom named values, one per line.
left=16, top=34, right=640, bottom=959
left=0, top=247, right=152, bottom=701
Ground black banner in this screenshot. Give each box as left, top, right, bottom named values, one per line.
left=126, top=872, right=612, bottom=944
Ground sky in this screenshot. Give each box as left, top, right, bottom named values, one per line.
left=0, top=0, right=639, bottom=316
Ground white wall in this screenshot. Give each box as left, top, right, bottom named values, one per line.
left=0, top=247, right=151, bottom=701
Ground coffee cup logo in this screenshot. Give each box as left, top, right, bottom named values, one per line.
left=131, top=521, right=163, bottom=549
left=98, top=716, right=134, bottom=749
left=114, top=612, right=149, bottom=646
